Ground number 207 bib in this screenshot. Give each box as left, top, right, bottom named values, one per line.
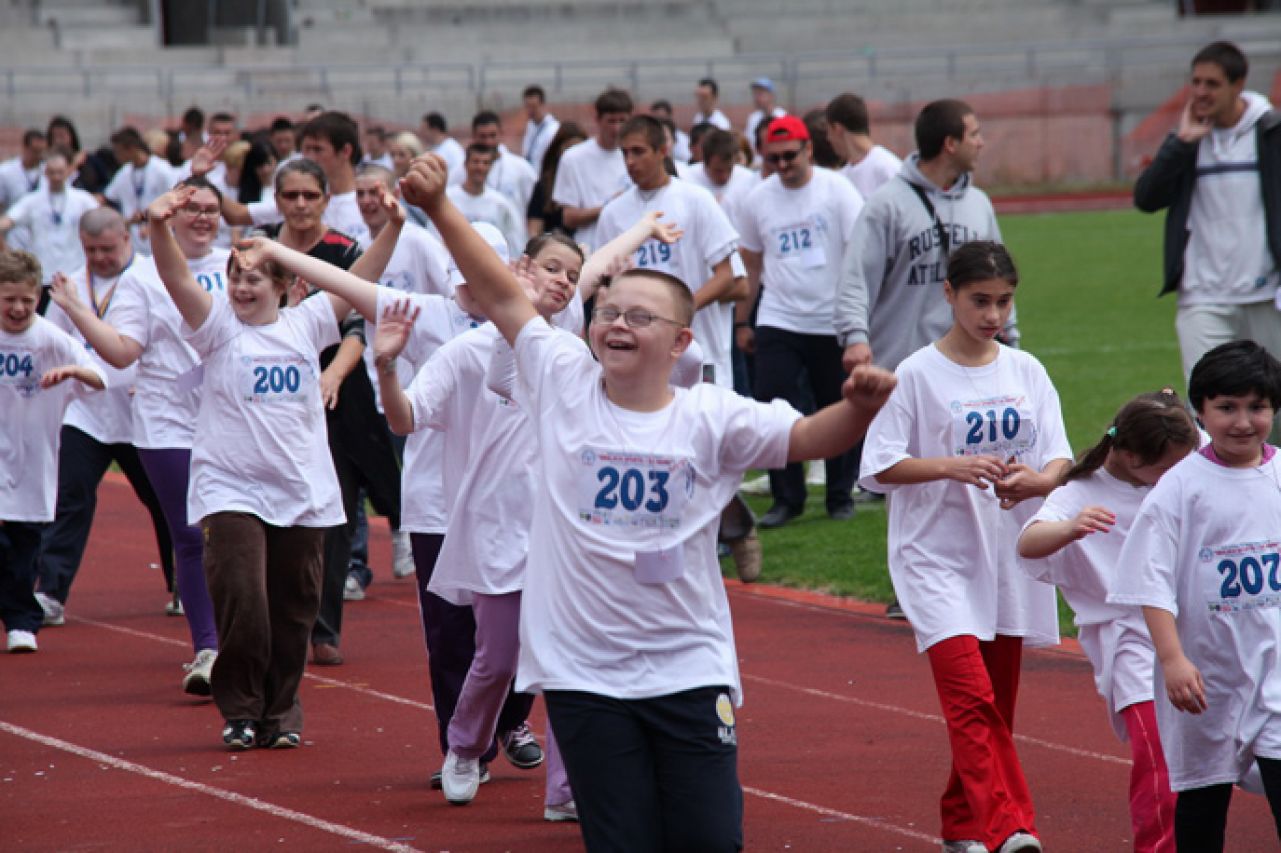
left=1201, top=540, right=1281, bottom=614
left=951, top=395, right=1037, bottom=458
left=576, top=447, right=696, bottom=533
left=241, top=354, right=315, bottom=404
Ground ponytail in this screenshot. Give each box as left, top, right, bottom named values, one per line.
left=1062, top=389, right=1198, bottom=484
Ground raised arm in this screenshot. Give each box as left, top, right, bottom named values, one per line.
left=348, top=184, right=405, bottom=283
left=786, top=365, right=897, bottom=462
left=148, top=187, right=214, bottom=331
left=578, top=211, right=683, bottom=301
left=233, top=236, right=373, bottom=323
left=47, top=273, right=143, bottom=369
left=402, top=154, right=535, bottom=345
left=372, top=298, right=419, bottom=434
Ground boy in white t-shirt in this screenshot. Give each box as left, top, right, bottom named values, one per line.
left=551, top=88, right=634, bottom=250
left=0, top=250, right=105, bottom=653
left=1111, top=341, right=1281, bottom=850
left=400, top=152, right=896, bottom=852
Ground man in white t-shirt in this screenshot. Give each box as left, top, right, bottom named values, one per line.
left=521, top=85, right=561, bottom=174
left=0, top=152, right=99, bottom=286
left=1134, top=40, right=1281, bottom=388
left=0, top=129, right=46, bottom=215
left=552, top=88, right=634, bottom=249
left=450, top=111, right=537, bottom=215
left=447, top=145, right=528, bottom=258
left=361, top=126, right=394, bottom=171
left=209, top=111, right=370, bottom=247
left=421, top=113, right=466, bottom=176
left=735, top=116, right=865, bottom=527
left=692, top=78, right=732, bottom=131
left=102, top=127, right=179, bottom=255
left=744, top=78, right=787, bottom=158
left=826, top=92, right=903, bottom=200
left=685, top=128, right=759, bottom=217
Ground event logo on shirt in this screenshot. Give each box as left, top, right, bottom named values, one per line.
left=950, top=395, right=1036, bottom=459
left=1201, top=539, right=1281, bottom=614
left=576, top=446, right=695, bottom=530
left=0, top=348, right=39, bottom=397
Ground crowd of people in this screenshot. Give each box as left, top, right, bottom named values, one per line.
left=2, top=37, right=1281, bottom=853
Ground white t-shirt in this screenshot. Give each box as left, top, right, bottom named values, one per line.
left=692, top=109, right=732, bottom=131
left=1110, top=451, right=1281, bottom=791
left=523, top=115, right=561, bottom=174
left=841, top=145, right=903, bottom=200
left=249, top=189, right=371, bottom=249
left=551, top=138, right=632, bottom=250
left=512, top=319, right=801, bottom=703
left=736, top=168, right=864, bottom=334
left=390, top=288, right=488, bottom=534
left=449, top=147, right=537, bottom=215
left=44, top=264, right=140, bottom=445
left=446, top=184, right=527, bottom=258
left=4, top=187, right=99, bottom=282
left=860, top=343, right=1071, bottom=653
left=431, top=137, right=466, bottom=175
left=1022, top=469, right=1158, bottom=740
left=596, top=178, right=739, bottom=388
left=183, top=294, right=343, bottom=527
left=360, top=224, right=452, bottom=412
left=103, top=157, right=180, bottom=254
left=0, top=316, right=104, bottom=522
left=0, top=156, right=42, bottom=211
left=112, top=250, right=230, bottom=450
left=685, top=162, right=759, bottom=209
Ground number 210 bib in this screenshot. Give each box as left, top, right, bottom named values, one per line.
left=951, top=395, right=1037, bottom=459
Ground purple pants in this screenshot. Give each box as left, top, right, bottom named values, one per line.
left=448, top=591, right=570, bottom=806
left=137, top=448, right=217, bottom=652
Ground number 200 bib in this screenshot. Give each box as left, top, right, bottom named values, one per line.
left=241, top=354, right=314, bottom=404
left=576, top=447, right=696, bottom=532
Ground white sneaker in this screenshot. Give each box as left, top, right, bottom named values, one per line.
left=440, top=750, right=481, bottom=804
left=996, top=832, right=1042, bottom=853
left=544, top=799, right=578, bottom=822
left=7, top=629, right=38, bottom=653
left=942, top=841, right=987, bottom=853
left=392, top=529, right=415, bottom=578
left=805, top=461, right=826, bottom=486
left=35, top=592, right=64, bottom=627
left=182, top=648, right=217, bottom=696
left=740, top=473, right=771, bottom=496
left=165, top=591, right=184, bottom=617
left=343, top=571, right=366, bottom=602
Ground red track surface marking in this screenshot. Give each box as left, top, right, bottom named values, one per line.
left=4, top=477, right=1277, bottom=850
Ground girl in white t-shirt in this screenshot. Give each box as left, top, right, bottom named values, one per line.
left=1018, top=391, right=1198, bottom=853
left=1110, top=341, right=1281, bottom=851
left=859, top=241, right=1072, bottom=853
left=399, top=153, right=897, bottom=853
left=145, top=185, right=356, bottom=751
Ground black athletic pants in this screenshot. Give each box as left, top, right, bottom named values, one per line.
left=1174, top=755, right=1281, bottom=851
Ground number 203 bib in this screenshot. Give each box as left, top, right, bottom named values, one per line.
left=951, top=394, right=1037, bottom=459
left=576, top=446, right=696, bottom=534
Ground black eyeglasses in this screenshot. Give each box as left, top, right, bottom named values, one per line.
left=278, top=190, right=323, bottom=201
left=592, top=306, right=685, bottom=329
left=763, top=149, right=803, bottom=166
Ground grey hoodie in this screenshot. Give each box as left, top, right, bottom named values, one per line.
left=834, top=153, right=1010, bottom=371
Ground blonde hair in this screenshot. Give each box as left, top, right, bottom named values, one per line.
left=0, top=250, right=42, bottom=288
left=391, top=131, right=424, bottom=157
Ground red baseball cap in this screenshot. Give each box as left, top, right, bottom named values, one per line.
left=764, top=115, right=809, bottom=144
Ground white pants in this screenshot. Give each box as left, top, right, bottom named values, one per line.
left=1176, top=300, right=1281, bottom=380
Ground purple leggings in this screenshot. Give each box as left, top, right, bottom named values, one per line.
left=137, top=448, right=217, bottom=652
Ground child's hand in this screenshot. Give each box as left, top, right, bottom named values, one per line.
left=994, top=462, right=1051, bottom=509
left=1163, top=654, right=1208, bottom=714
left=147, top=186, right=196, bottom=224
left=842, top=364, right=896, bottom=412
left=645, top=211, right=684, bottom=245
left=318, top=366, right=342, bottom=410
left=374, top=298, right=419, bottom=365
left=1068, top=505, right=1116, bottom=539
left=49, top=272, right=84, bottom=315
left=945, top=455, right=1008, bottom=489
left=400, top=154, right=449, bottom=209
left=232, top=235, right=273, bottom=272
left=188, top=136, right=228, bottom=179
left=40, top=365, right=92, bottom=389
left=378, top=182, right=406, bottom=227
left=512, top=256, right=539, bottom=301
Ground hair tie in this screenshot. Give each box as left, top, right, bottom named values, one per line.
left=1159, top=387, right=1175, bottom=395
left=1106, top=426, right=1117, bottom=438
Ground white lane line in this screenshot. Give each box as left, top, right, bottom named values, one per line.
left=743, top=673, right=1129, bottom=766
left=69, top=616, right=435, bottom=712
left=743, top=786, right=939, bottom=846
left=0, top=720, right=423, bottom=852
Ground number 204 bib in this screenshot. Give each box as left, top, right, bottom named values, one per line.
left=1201, top=540, right=1281, bottom=614
left=576, top=447, right=696, bottom=534
left=951, top=395, right=1037, bottom=459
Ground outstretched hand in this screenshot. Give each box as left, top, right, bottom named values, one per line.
left=377, top=181, right=406, bottom=227
left=232, top=235, right=273, bottom=272
left=49, top=272, right=85, bottom=315
left=841, top=363, right=896, bottom=412
left=147, top=185, right=197, bottom=224
left=1068, top=505, right=1117, bottom=540
left=374, top=298, right=420, bottom=365
left=511, top=256, right=539, bottom=301
left=399, top=154, right=450, bottom=210
left=189, top=136, right=229, bottom=179
left=644, top=211, right=684, bottom=245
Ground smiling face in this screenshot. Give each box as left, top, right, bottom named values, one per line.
left=1198, top=392, right=1275, bottom=467
left=0, top=280, right=39, bottom=333
left=171, top=187, right=221, bottom=256
left=588, top=273, right=691, bottom=383
left=944, top=276, right=1014, bottom=345
left=276, top=170, right=327, bottom=234
left=227, top=259, right=286, bottom=325
left=527, top=241, right=582, bottom=317
left=763, top=138, right=810, bottom=188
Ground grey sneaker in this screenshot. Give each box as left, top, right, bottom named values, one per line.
left=544, top=799, right=578, bottom=822
left=996, top=832, right=1042, bottom=853
left=36, top=593, right=64, bottom=627
left=501, top=722, right=544, bottom=769
left=182, top=648, right=217, bottom=696
left=441, top=750, right=481, bottom=804
left=392, top=530, right=415, bottom=578
left=343, top=570, right=366, bottom=601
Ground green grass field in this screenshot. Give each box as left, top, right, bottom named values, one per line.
left=724, top=208, right=1183, bottom=633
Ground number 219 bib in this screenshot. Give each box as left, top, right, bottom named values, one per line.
left=576, top=447, right=696, bottom=533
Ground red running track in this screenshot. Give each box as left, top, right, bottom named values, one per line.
left=2, top=476, right=1276, bottom=851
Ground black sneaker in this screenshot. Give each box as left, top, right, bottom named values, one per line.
left=222, top=719, right=256, bottom=750
left=263, top=732, right=301, bottom=750
left=431, top=762, right=489, bottom=789
left=827, top=504, right=855, bottom=521
left=758, top=504, right=802, bottom=529
left=501, top=722, right=545, bottom=769
left=885, top=599, right=907, bottom=621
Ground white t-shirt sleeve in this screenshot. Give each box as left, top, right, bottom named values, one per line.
left=107, top=270, right=154, bottom=349
left=514, top=315, right=594, bottom=416
left=1029, top=358, right=1073, bottom=468
left=716, top=394, right=801, bottom=474
left=734, top=189, right=763, bottom=254
left=248, top=194, right=282, bottom=227
left=1110, top=494, right=1181, bottom=614
left=1020, top=484, right=1078, bottom=584
left=551, top=148, right=584, bottom=209
left=857, top=374, right=916, bottom=493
